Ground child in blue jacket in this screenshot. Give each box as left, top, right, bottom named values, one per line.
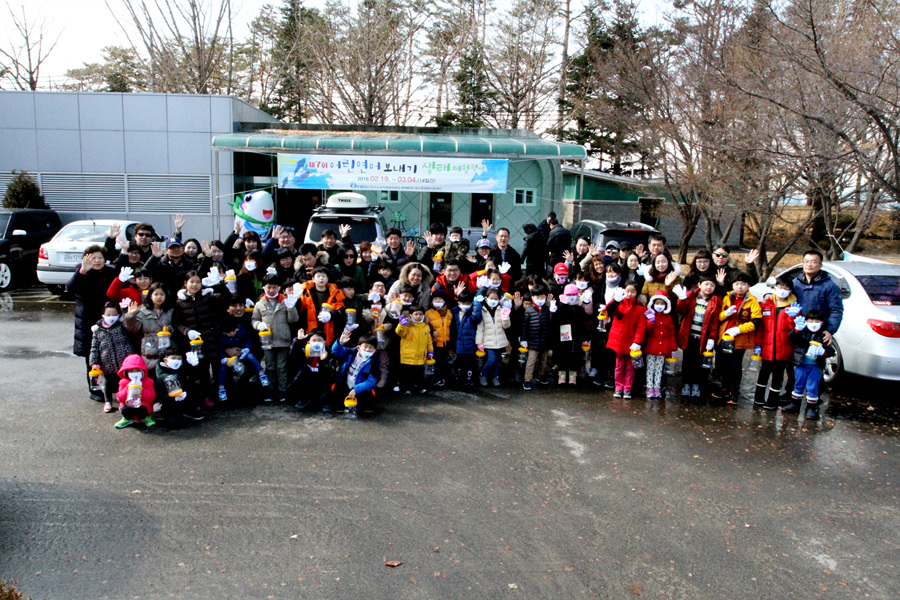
left=451, top=289, right=483, bottom=386
left=330, top=330, right=378, bottom=417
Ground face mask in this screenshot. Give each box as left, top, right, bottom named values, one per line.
left=486, top=298, right=500, bottom=308
left=533, top=298, right=546, bottom=307
left=432, top=300, right=445, bottom=309
left=560, top=296, right=573, bottom=305
left=245, top=261, right=256, bottom=271
left=401, top=299, right=412, bottom=306
left=412, top=315, right=424, bottom=323
left=556, top=275, right=567, bottom=285
left=166, top=359, right=183, bottom=370
left=127, top=371, right=142, bottom=382
left=459, top=303, right=472, bottom=311
left=576, top=281, right=589, bottom=290
left=606, top=275, right=621, bottom=286
left=807, top=322, right=822, bottom=332
left=265, top=291, right=279, bottom=299
left=653, top=303, right=665, bottom=312
left=358, top=349, right=374, bottom=360
left=450, top=235, right=461, bottom=243
left=775, top=288, right=790, bottom=299
left=102, top=315, right=119, bottom=326
left=489, top=281, right=500, bottom=288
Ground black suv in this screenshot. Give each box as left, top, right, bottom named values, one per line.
left=0, top=209, right=61, bottom=290
left=569, top=220, right=660, bottom=252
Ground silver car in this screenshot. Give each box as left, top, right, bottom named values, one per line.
left=773, top=260, right=900, bottom=383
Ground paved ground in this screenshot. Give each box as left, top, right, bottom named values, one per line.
left=1, top=286, right=899, bottom=599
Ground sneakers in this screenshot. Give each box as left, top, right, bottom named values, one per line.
left=114, top=417, right=133, bottom=429
left=691, top=384, right=701, bottom=398
left=680, top=383, right=691, bottom=397
left=537, top=375, right=552, bottom=386
left=392, top=385, right=401, bottom=392
left=613, top=389, right=623, bottom=398
left=258, top=372, right=270, bottom=387
left=142, top=415, right=156, bottom=427
left=479, top=374, right=488, bottom=386
left=725, top=393, right=739, bottom=406
left=263, top=395, right=273, bottom=403
left=434, top=379, right=445, bottom=388
left=647, top=387, right=660, bottom=399
left=182, top=411, right=205, bottom=421
left=491, top=377, right=501, bottom=387
left=523, top=380, right=534, bottom=391
left=218, top=387, right=228, bottom=401
left=568, top=371, right=577, bottom=385
left=623, top=390, right=632, bottom=400
left=558, top=371, right=566, bottom=385
left=593, top=378, right=605, bottom=387
left=588, top=368, right=599, bottom=378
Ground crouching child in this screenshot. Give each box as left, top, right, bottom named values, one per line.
left=115, top=354, right=157, bottom=429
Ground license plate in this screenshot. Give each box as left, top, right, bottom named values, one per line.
left=64, top=252, right=82, bottom=262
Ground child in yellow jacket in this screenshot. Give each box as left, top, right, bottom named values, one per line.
left=425, top=290, right=453, bottom=388
left=713, top=271, right=762, bottom=405
left=395, top=304, right=434, bottom=395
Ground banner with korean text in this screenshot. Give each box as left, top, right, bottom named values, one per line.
left=276, top=154, right=509, bottom=193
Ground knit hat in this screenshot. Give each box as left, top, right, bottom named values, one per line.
left=553, top=262, right=568, bottom=276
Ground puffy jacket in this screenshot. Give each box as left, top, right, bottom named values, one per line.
left=758, top=295, right=797, bottom=361
left=395, top=320, right=434, bottom=365
left=520, top=302, right=552, bottom=352
left=452, top=301, right=484, bottom=354
left=123, top=306, right=174, bottom=371
left=641, top=275, right=680, bottom=303
left=477, top=306, right=511, bottom=350
left=606, top=298, right=647, bottom=355
left=426, top=308, right=453, bottom=347
left=67, top=265, right=117, bottom=357
left=144, top=254, right=195, bottom=295
left=297, top=282, right=345, bottom=344
left=252, top=294, right=300, bottom=348
left=432, top=273, right=463, bottom=307
left=388, top=262, right=435, bottom=306
left=106, top=277, right=145, bottom=305
left=173, top=288, right=223, bottom=355
left=547, top=225, right=572, bottom=267
left=89, top=320, right=136, bottom=377
left=792, top=270, right=844, bottom=335
left=718, top=292, right=762, bottom=350
left=643, top=297, right=677, bottom=356
left=115, top=354, right=156, bottom=411
left=465, top=270, right=511, bottom=293
left=675, top=290, right=721, bottom=350
left=789, top=328, right=835, bottom=367
left=333, top=342, right=377, bottom=394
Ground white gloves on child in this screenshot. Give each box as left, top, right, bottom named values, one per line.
left=725, top=326, right=741, bottom=337
left=499, top=262, right=511, bottom=274
left=706, top=339, right=715, bottom=351
left=794, top=316, right=806, bottom=331
left=185, top=351, right=200, bottom=366
left=724, top=305, right=738, bottom=317
left=630, top=343, right=641, bottom=351
left=118, top=266, right=133, bottom=282
left=672, top=284, right=687, bottom=300
left=187, top=330, right=201, bottom=341
left=318, top=310, right=331, bottom=323
left=255, top=322, right=270, bottom=332
left=613, top=288, right=626, bottom=302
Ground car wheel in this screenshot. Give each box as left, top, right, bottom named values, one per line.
left=822, top=340, right=842, bottom=384
left=47, top=284, right=66, bottom=295
left=0, top=262, right=11, bottom=290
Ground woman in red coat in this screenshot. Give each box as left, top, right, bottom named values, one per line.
left=643, top=291, right=678, bottom=399
left=605, top=282, right=647, bottom=399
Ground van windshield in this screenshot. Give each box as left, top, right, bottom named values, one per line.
left=308, top=216, right=379, bottom=244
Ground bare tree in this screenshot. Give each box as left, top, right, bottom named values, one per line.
left=0, top=3, right=60, bottom=90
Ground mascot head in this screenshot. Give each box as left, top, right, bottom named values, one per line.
left=230, top=190, right=276, bottom=239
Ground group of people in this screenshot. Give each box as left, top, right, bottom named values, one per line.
left=67, top=211, right=844, bottom=429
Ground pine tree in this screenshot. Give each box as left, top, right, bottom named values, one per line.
left=3, top=171, right=48, bottom=209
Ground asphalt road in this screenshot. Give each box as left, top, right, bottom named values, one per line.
left=1, top=286, right=899, bottom=599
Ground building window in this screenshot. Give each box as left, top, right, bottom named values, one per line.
left=380, top=190, right=400, bottom=203
left=514, top=188, right=535, bottom=205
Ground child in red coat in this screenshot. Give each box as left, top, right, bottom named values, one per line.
left=673, top=276, right=721, bottom=401
left=643, top=290, right=678, bottom=399
left=605, top=282, right=647, bottom=399
left=755, top=276, right=799, bottom=409
left=115, top=354, right=157, bottom=429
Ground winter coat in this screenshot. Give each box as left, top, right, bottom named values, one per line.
left=546, top=225, right=572, bottom=267
left=792, top=270, right=844, bottom=335
left=432, top=272, right=464, bottom=307
left=488, top=245, right=523, bottom=282
left=67, top=265, right=117, bottom=357
left=337, top=263, right=368, bottom=295
left=643, top=303, right=678, bottom=357
left=718, top=292, right=762, bottom=350
left=758, top=295, right=797, bottom=362
left=388, top=262, right=435, bottom=306
left=123, top=306, right=174, bottom=371
left=789, top=328, right=835, bottom=368
left=522, top=231, right=547, bottom=277
left=115, top=354, right=156, bottom=411
left=476, top=306, right=511, bottom=350
left=675, top=290, right=721, bottom=350
left=89, top=320, right=136, bottom=377
left=237, top=271, right=265, bottom=302
left=218, top=324, right=254, bottom=355
left=252, top=294, right=300, bottom=348
left=332, top=342, right=377, bottom=395
left=641, top=275, right=680, bottom=303
left=426, top=308, right=453, bottom=348
left=520, top=302, right=553, bottom=352
left=465, top=270, right=511, bottom=293
left=173, top=288, right=223, bottom=355
left=550, top=302, right=589, bottom=352
left=144, top=254, right=195, bottom=295
left=106, top=277, right=145, bottom=305
left=297, top=282, right=345, bottom=344
left=395, top=320, right=434, bottom=365
left=606, top=298, right=647, bottom=355
left=452, top=300, right=484, bottom=354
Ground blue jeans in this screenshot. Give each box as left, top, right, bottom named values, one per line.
left=480, top=348, right=502, bottom=379
left=793, top=363, right=823, bottom=402
left=217, top=352, right=264, bottom=387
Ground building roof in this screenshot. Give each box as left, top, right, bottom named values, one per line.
left=213, top=126, right=586, bottom=159
left=561, top=165, right=662, bottom=186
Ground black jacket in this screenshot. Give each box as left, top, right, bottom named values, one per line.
left=522, top=231, right=547, bottom=277
left=489, top=245, right=522, bottom=282
left=520, top=303, right=553, bottom=352
left=546, top=226, right=572, bottom=269
left=67, top=266, right=117, bottom=357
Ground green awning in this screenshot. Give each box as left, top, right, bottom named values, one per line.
left=212, top=130, right=586, bottom=159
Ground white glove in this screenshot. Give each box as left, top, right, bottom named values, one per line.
left=706, top=339, right=715, bottom=351
left=201, top=276, right=217, bottom=288
left=255, top=321, right=270, bottom=332
left=629, top=343, right=641, bottom=351
left=581, top=288, right=593, bottom=305
left=224, top=269, right=236, bottom=278
left=474, top=294, right=485, bottom=304
left=245, top=298, right=256, bottom=308
left=187, top=329, right=201, bottom=341
left=318, top=310, right=332, bottom=323
left=613, top=288, right=626, bottom=302
left=724, top=305, right=738, bottom=317
left=498, top=262, right=511, bottom=274
left=152, top=402, right=162, bottom=413
left=549, top=300, right=558, bottom=313
left=118, top=266, right=134, bottom=282
left=266, top=266, right=277, bottom=275
left=283, top=295, right=298, bottom=309
left=794, top=316, right=806, bottom=331
left=368, top=292, right=382, bottom=303
left=476, top=275, right=489, bottom=289
left=344, top=323, right=359, bottom=332
left=185, top=351, right=199, bottom=366
left=597, top=304, right=606, bottom=314
left=175, top=392, right=186, bottom=402
left=672, top=284, right=687, bottom=300
left=520, top=340, right=528, bottom=349
left=637, top=263, right=651, bottom=278
left=725, top=326, right=741, bottom=337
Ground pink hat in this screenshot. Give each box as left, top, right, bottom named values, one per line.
left=564, top=284, right=579, bottom=296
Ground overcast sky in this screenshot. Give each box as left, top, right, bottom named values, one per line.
left=9, top=0, right=668, bottom=87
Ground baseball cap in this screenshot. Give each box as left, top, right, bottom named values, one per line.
left=476, top=238, right=491, bottom=249
left=165, top=237, right=183, bottom=248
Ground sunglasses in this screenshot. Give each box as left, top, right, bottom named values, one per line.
left=713, top=253, right=729, bottom=258
left=135, top=232, right=152, bottom=237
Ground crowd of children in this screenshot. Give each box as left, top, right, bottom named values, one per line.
left=68, top=216, right=840, bottom=430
